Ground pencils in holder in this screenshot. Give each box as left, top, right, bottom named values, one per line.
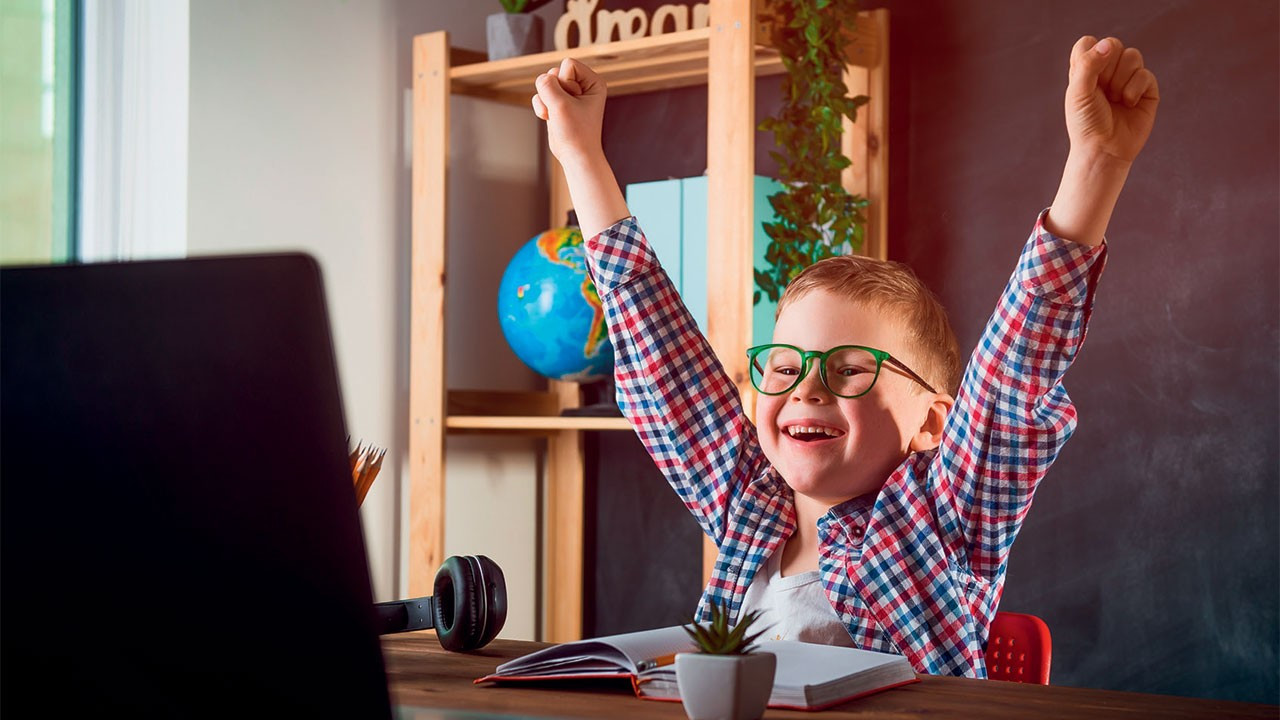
left=348, top=439, right=386, bottom=507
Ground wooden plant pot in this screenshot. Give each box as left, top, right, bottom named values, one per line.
left=675, top=651, right=776, bottom=720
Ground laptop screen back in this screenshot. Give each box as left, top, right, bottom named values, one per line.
left=1, top=254, right=392, bottom=718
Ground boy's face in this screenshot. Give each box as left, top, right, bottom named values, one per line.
left=754, top=289, right=937, bottom=506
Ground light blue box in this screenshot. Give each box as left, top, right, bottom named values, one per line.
left=680, top=176, right=709, bottom=335
left=625, top=179, right=684, bottom=292
left=625, top=175, right=784, bottom=345
left=750, top=176, right=785, bottom=346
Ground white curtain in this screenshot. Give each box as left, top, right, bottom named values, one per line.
left=79, top=0, right=188, bottom=261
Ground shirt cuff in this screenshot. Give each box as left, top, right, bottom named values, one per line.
left=583, top=216, right=658, bottom=291
left=1014, top=208, right=1108, bottom=305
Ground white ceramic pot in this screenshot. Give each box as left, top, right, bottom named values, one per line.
left=675, top=651, right=776, bottom=720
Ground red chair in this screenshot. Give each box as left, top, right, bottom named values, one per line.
left=986, top=611, right=1052, bottom=684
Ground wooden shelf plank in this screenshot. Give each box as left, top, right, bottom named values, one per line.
left=447, top=9, right=881, bottom=101
left=445, top=389, right=629, bottom=432
left=446, top=415, right=631, bottom=432
left=450, top=28, right=787, bottom=101
left=447, top=389, right=560, bottom=417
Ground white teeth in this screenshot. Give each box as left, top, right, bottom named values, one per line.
left=785, top=425, right=842, bottom=438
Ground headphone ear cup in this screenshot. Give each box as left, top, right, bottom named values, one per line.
left=431, top=555, right=508, bottom=652
left=473, top=555, right=507, bottom=648
left=432, top=556, right=474, bottom=652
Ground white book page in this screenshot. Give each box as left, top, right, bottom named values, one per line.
left=496, top=626, right=695, bottom=676
left=764, top=640, right=907, bottom=690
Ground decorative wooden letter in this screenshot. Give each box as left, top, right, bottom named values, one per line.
left=651, top=4, right=689, bottom=35
left=692, top=2, right=710, bottom=29
left=596, top=8, right=648, bottom=43
left=554, top=0, right=598, bottom=51
left=553, top=0, right=711, bottom=50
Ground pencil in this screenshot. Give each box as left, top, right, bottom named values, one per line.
left=636, top=653, right=677, bottom=672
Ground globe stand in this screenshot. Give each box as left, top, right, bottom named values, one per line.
left=559, top=378, right=622, bottom=417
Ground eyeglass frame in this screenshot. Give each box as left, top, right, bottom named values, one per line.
left=745, top=343, right=939, bottom=399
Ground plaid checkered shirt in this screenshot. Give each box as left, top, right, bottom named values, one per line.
left=582, top=210, right=1106, bottom=677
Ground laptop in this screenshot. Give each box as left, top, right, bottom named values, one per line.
left=1, top=254, right=393, bottom=718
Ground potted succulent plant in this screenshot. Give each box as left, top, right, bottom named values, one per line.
left=755, top=0, right=869, bottom=305
left=675, top=602, right=774, bottom=720
left=487, top=0, right=553, bottom=61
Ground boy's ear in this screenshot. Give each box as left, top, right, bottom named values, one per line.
left=909, top=393, right=955, bottom=453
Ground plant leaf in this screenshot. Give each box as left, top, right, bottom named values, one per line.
left=755, top=0, right=870, bottom=304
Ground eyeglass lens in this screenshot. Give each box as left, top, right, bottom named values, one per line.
left=750, top=346, right=880, bottom=397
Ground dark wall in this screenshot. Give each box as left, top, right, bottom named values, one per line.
left=876, top=0, right=1278, bottom=704
left=585, top=0, right=1279, bottom=705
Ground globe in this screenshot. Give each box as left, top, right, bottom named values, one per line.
left=497, top=226, right=613, bottom=383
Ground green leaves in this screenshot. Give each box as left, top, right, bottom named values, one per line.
left=682, top=600, right=767, bottom=655
left=756, top=0, right=868, bottom=304
left=499, top=0, right=552, bottom=13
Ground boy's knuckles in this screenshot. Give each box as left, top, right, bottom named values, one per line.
left=1124, top=71, right=1153, bottom=104
left=1070, top=35, right=1097, bottom=61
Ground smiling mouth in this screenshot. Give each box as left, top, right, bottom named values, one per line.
left=783, top=425, right=846, bottom=442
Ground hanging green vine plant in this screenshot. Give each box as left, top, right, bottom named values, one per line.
left=756, top=0, right=869, bottom=304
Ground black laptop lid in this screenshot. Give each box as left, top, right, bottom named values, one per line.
left=1, top=254, right=392, bottom=718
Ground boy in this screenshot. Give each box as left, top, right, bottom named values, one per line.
left=532, top=36, right=1159, bottom=677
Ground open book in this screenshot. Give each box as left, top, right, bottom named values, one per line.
left=475, top=625, right=918, bottom=711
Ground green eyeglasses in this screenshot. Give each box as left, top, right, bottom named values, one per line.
left=746, top=343, right=938, bottom=399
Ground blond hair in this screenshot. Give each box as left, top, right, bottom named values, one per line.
left=776, top=255, right=962, bottom=395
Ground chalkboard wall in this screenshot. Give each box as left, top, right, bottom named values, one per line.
left=583, top=0, right=1278, bottom=705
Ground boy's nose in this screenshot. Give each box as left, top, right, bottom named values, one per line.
left=789, top=366, right=832, bottom=403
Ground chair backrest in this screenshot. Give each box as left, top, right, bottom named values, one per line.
left=986, top=611, right=1052, bottom=684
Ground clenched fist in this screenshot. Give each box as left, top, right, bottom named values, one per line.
left=532, top=58, right=608, bottom=170
left=1064, top=36, right=1160, bottom=164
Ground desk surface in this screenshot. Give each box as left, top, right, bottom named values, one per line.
left=382, top=634, right=1277, bottom=720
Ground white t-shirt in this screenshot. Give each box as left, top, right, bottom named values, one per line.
left=739, top=546, right=855, bottom=647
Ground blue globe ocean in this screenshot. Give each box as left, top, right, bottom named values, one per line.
left=497, top=227, right=613, bottom=383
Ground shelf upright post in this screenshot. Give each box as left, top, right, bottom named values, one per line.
left=409, top=31, right=450, bottom=596
left=841, top=9, right=890, bottom=260
left=702, top=0, right=758, bottom=585
left=542, top=159, right=586, bottom=643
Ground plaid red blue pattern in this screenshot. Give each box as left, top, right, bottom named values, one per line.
left=583, top=210, right=1106, bottom=677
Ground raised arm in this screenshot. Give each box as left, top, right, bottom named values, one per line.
left=1046, top=36, right=1160, bottom=247
left=936, top=36, right=1159, bottom=582
left=531, top=59, right=629, bottom=241
left=532, top=59, right=767, bottom=543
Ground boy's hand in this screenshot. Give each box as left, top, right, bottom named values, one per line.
left=1064, top=36, right=1160, bottom=165
left=1044, top=36, right=1160, bottom=247
left=531, top=58, right=630, bottom=239
left=532, top=58, right=608, bottom=170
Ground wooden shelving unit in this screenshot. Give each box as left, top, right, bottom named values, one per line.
left=410, top=1, right=888, bottom=643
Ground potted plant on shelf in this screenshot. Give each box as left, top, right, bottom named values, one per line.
left=755, top=0, right=869, bottom=305
left=675, top=601, right=773, bottom=720
left=487, top=0, right=553, bottom=61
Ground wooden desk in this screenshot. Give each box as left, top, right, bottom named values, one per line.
left=382, top=634, right=1277, bottom=719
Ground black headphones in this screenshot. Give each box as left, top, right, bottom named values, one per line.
left=373, top=555, right=507, bottom=652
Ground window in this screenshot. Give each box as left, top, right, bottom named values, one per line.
left=0, top=0, right=79, bottom=264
